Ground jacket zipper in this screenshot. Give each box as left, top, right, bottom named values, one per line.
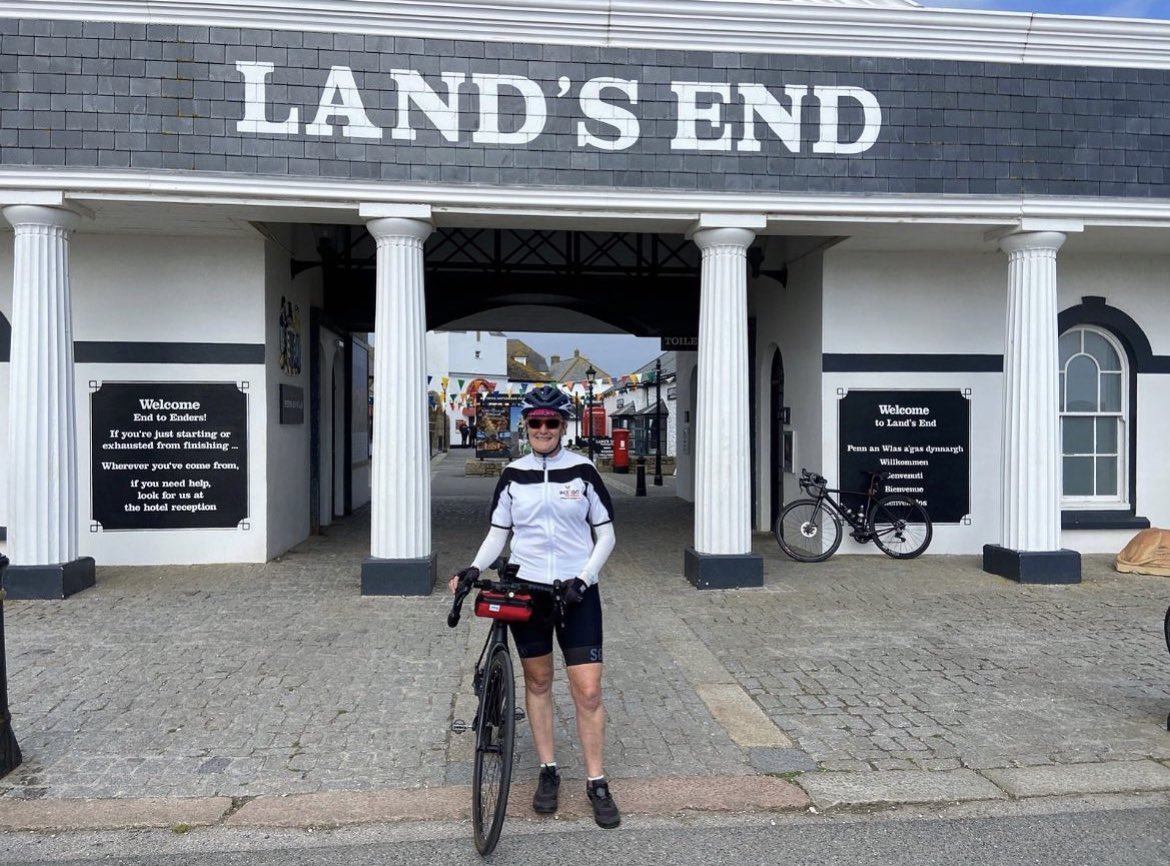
left=542, top=452, right=553, bottom=582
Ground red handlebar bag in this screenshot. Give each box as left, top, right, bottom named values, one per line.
left=474, top=590, right=535, bottom=623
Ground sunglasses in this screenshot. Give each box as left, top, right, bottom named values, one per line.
left=526, top=418, right=563, bottom=431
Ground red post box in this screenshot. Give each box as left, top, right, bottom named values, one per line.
left=612, top=428, right=630, bottom=473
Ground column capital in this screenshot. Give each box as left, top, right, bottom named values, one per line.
left=996, top=230, right=1067, bottom=256
left=365, top=216, right=433, bottom=243
left=2, top=204, right=83, bottom=232
left=688, top=226, right=757, bottom=251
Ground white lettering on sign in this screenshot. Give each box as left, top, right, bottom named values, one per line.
left=577, top=77, right=640, bottom=151
left=878, top=404, right=930, bottom=416
left=234, top=62, right=883, bottom=154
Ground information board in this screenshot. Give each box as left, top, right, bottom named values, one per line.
left=837, top=389, right=970, bottom=523
left=475, top=396, right=521, bottom=460
left=91, top=382, right=249, bottom=530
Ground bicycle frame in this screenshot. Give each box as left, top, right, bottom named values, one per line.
left=802, top=477, right=882, bottom=540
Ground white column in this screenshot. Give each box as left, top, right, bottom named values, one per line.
left=366, top=215, right=433, bottom=561
left=3, top=204, right=81, bottom=566
left=998, top=231, right=1066, bottom=551
left=689, top=224, right=758, bottom=555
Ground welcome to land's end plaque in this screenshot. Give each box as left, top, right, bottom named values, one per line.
left=91, top=382, right=249, bottom=530
left=838, top=389, right=970, bottom=524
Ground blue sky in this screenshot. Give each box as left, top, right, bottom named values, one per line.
left=923, top=0, right=1170, bottom=17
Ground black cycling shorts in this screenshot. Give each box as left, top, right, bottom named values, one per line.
left=509, top=582, right=603, bottom=666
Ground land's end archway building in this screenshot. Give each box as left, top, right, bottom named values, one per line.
left=2, top=0, right=1168, bottom=597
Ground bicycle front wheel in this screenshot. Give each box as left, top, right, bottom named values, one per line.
left=472, top=645, right=516, bottom=856
left=774, top=499, right=843, bottom=562
left=868, top=495, right=933, bottom=559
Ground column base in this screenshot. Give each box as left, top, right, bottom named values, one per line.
left=361, top=552, right=437, bottom=596
left=982, top=544, right=1081, bottom=584
left=2, top=557, right=96, bottom=599
left=684, top=547, right=763, bottom=589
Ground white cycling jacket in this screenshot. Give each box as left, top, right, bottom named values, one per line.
left=470, top=447, right=615, bottom=586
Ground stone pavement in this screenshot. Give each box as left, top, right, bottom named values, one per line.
left=1, top=450, right=1169, bottom=831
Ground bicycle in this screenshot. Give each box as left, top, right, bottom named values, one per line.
left=774, top=468, right=933, bottom=562
left=447, top=559, right=566, bottom=856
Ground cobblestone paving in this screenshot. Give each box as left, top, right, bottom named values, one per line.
left=2, top=453, right=1169, bottom=801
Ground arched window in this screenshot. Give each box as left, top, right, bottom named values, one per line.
left=1059, top=325, right=1126, bottom=506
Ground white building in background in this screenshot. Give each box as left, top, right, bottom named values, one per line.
left=425, top=330, right=508, bottom=442
left=3, top=0, right=1170, bottom=597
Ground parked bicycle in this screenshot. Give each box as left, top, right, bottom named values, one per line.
left=447, top=558, right=566, bottom=856
left=774, top=468, right=933, bottom=562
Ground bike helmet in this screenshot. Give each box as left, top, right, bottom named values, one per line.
left=520, top=384, right=572, bottom=419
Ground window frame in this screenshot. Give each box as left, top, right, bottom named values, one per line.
left=1055, top=297, right=1151, bottom=531
left=1059, top=325, right=1127, bottom=510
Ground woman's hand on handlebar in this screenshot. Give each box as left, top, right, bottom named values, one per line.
left=448, top=566, right=480, bottom=594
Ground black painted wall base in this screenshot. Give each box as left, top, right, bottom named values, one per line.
left=2, top=557, right=96, bottom=599
left=361, top=552, right=438, bottom=596
left=684, top=547, right=763, bottom=589
left=982, top=544, right=1081, bottom=585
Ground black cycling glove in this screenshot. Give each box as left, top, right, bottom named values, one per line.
left=562, top=577, right=588, bottom=605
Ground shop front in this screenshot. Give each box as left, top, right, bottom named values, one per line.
left=2, top=0, right=1169, bottom=595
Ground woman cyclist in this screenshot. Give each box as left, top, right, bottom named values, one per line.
left=449, top=384, right=620, bottom=828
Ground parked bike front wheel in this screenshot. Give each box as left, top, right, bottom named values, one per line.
left=774, top=498, right=844, bottom=562
left=868, top=495, right=932, bottom=559
left=472, top=646, right=516, bottom=856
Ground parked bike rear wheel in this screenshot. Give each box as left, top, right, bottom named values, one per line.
left=472, top=646, right=516, bottom=856
left=774, top=498, right=844, bottom=562
left=868, top=495, right=932, bottom=559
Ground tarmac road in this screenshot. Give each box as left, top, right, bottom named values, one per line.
left=3, top=796, right=1169, bottom=866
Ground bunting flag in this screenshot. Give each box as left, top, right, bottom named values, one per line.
left=441, top=376, right=449, bottom=390
left=457, top=379, right=465, bottom=390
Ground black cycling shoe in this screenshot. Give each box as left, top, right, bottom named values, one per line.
left=533, top=765, right=560, bottom=814
left=586, top=779, right=621, bottom=828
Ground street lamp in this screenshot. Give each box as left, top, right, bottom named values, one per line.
left=653, top=357, right=663, bottom=486
left=585, top=365, right=596, bottom=462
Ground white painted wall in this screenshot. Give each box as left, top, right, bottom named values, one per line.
left=821, top=249, right=1005, bottom=355
left=0, top=231, right=331, bottom=565
left=0, top=238, right=10, bottom=555
left=818, top=248, right=1005, bottom=554
left=70, top=234, right=270, bottom=565
left=1060, top=253, right=1170, bottom=354
left=264, top=236, right=313, bottom=560
left=751, top=248, right=825, bottom=532
left=448, top=330, right=508, bottom=376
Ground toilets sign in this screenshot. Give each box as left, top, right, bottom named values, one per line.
left=235, top=62, right=883, bottom=155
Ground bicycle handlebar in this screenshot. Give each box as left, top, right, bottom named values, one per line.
left=446, top=563, right=567, bottom=629
left=798, top=468, right=827, bottom=491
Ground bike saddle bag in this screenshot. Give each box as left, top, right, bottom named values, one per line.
left=474, top=590, right=534, bottom=623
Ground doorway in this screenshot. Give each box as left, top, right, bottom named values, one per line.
left=769, top=349, right=784, bottom=526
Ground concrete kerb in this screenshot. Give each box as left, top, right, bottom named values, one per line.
left=7, top=762, right=1170, bottom=831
